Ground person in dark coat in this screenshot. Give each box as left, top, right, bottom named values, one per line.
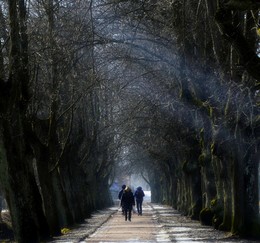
left=118, top=184, right=126, bottom=200
left=121, top=186, right=135, bottom=221
left=134, top=186, right=145, bottom=215
left=118, top=184, right=126, bottom=214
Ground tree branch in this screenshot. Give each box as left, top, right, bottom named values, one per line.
left=215, top=8, right=260, bottom=88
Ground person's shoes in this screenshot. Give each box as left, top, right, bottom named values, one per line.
left=128, top=218, right=131, bottom=221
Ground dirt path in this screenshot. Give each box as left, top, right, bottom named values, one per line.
left=50, top=202, right=259, bottom=243
left=84, top=204, right=158, bottom=242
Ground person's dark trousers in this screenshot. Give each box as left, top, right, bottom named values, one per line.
left=136, top=200, right=143, bottom=215
left=125, top=208, right=132, bottom=221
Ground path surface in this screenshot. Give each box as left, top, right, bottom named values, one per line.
left=85, top=204, right=157, bottom=242
left=50, top=203, right=259, bottom=243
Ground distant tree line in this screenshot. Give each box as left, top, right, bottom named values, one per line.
left=0, top=0, right=259, bottom=242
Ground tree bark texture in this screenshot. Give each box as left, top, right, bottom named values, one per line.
left=0, top=1, right=50, bottom=242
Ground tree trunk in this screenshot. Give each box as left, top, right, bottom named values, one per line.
left=243, top=144, right=260, bottom=237
left=0, top=1, right=51, bottom=241
left=33, top=143, right=61, bottom=236
left=2, top=118, right=50, bottom=242
left=231, top=140, right=245, bottom=235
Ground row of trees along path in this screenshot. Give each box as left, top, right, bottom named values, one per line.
left=49, top=203, right=255, bottom=243
left=0, top=0, right=260, bottom=242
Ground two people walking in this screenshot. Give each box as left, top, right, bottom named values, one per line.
left=119, top=185, right=145, bottom=221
